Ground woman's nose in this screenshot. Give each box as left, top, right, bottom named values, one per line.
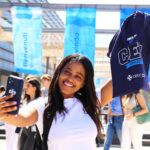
left=67, top=74, right=74, bottom=82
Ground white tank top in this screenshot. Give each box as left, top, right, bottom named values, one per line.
left=124, top=94, right=137, bottom=115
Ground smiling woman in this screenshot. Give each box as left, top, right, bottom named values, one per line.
left=58, top=62, right=85, bottom=98
left=0, top=53, right=113, bottom=150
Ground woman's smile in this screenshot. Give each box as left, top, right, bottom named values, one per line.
left=63, top=81, right=74, bottom=88
left=59, top=62, right=85, bottom=99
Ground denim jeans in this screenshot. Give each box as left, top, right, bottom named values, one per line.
left=104, top=115, right=124, bottom=150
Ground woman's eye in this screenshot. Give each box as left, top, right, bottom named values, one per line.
left=63, top=70, right=70, bottom=74
left=75, top=75, right=82, bottom=80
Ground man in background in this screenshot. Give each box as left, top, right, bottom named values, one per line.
left=40, top=74, right=52, bottom=98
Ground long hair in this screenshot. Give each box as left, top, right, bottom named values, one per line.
left=23, top=78, right=41, bottom=103
left=44, top=53, right=102, bottom=136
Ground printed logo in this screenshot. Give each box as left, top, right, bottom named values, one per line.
left=118, top=42, right=143, bottom=68
left=127, top=73, right=145, bottom=81
left=127, top=34, right=137, bottom=41
left=9, top=89, right=16, bottom=95
left=127, top=75, right=132, bottom=81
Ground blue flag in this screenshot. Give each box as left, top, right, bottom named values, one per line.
left=64, top=8, right=96, bottom=66
left=12, top=7, right=42, bottom=75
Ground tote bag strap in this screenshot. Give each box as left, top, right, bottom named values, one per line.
left=42, top=108, right=55, bottom=150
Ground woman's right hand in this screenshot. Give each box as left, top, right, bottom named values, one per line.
left=0, top=95, right=17, bottom=119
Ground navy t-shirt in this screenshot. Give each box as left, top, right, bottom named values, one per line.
left=108, top=12, right=150, bottom=97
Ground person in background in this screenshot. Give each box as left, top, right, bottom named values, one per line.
left=5, top=76, right=40, bottom=150
left=0, top=85, right=6, bottom=97
left=22, top=77, right=41, bottom=104
left=0, top=54, right=113, bottom=150
left=5, top=124, right=20, bottom=150
left=104, top=96, right=124, bottom=150
left=0, top=85, right=5, bottom=125
left=23, top=75, right=37, bottom=93
left=0, top=82, right=19, bottom=150
left=40, top=74, right=52, bottom=98
left=18, top=77, right=42, bottom=150
left=1, top=78, right=18, bottom=150
left=121, top=91, right=148, bottom=150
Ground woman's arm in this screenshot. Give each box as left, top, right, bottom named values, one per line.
left=134, top=93, right=148, bottom=116
left=0, top=95, right=38, bottom=127
left=2, top=106, right=38, bottom=127
left=125, top=93, right=148, bottom=120
left=101, top=80, right=113, bottom=107
left=2, top=107, right=38, bottom=127
left=121, top=95, right=126, bottom=115
left=107, top=103, right=111, bottom=123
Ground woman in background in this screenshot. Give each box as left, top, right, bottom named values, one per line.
left=0, top=85, right=6, bottom=97
left=121, top=91, right=148, bottom=150
left=104, top=96, right=124, bottom=150
left=18, top=77, right=41, bottom=150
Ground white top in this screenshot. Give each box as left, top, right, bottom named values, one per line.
left=28, top=97, right=99, bottom=150
left=5, top=124, right=19, bottom=150
left=124, top=94, right=137, bottom=116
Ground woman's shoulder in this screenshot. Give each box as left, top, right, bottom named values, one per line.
left=27, top=97, right=46, bottom=109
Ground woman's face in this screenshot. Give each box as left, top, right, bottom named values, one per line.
left=58, top=62, right=85, bottom=99
left=25, top=82, right=36, bottom=96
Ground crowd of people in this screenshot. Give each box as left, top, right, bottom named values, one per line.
left=0, top=53, right=149, bottom=150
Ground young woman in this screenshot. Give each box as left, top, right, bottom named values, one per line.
left=18, top=77, right=42, bottom=150
left=22, top=77, right=41, bottom=104
left=0, top=54, right=113, bottom=150
left=5, top=77, right=42, bottom=150
left=121, top=92, right=148, bottom=150
left=104, top=96, right=124, bottom=150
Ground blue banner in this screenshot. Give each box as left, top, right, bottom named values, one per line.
left=120, top=8, right=150, bottom=25
left=64, top=8, right=96, bottom=66
left=12, top=7, right=42, bottom=75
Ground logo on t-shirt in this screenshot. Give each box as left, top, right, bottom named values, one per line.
left=127, top=34, right=137, bottom=43
left=118, top=42, right=143, bottom=69
left=127, top=73, right=145, bottom=81
left=127, top=75, right=132, bottom=81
